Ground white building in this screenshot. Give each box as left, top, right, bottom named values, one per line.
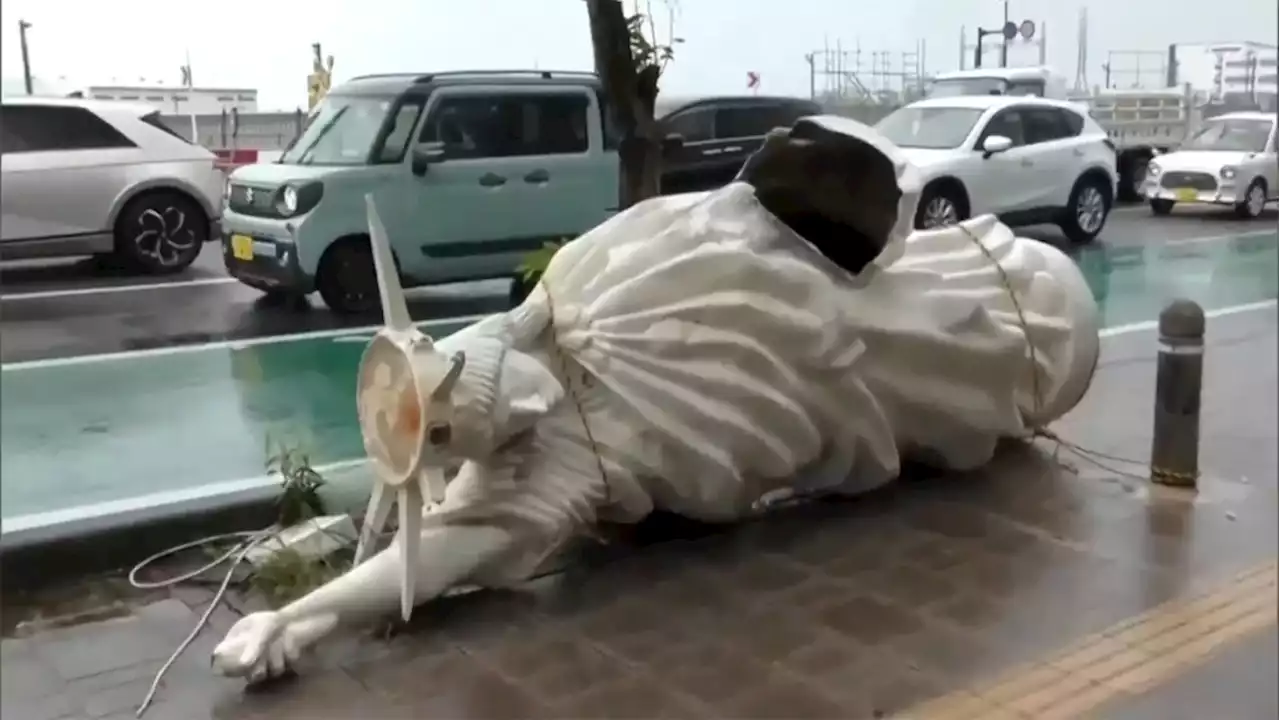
left=84, top=85, right=258, bottom=114
left=1175, top=42, right=1278, bottom=109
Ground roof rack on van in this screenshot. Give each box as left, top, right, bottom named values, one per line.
left=413, top=70, right=598, bottom=83
left=345, top=70, right=598, bottom=87
left=347, top=73, right=433, bottom=83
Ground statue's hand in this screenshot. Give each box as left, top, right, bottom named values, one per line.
left=212, top=611, right=337, bottom=682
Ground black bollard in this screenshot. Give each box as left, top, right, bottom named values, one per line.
left=1150, top=299, right=1205, bottom=488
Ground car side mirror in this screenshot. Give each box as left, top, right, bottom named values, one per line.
left=410, top=143, right=445, bottom=176
left=981, top=135, right=1013, bottom=158
left=662, top=133, right=685, bottom=156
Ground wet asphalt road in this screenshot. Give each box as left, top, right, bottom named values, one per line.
left=0, top=203, right=1274, bottom=364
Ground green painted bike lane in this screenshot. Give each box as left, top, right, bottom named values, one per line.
left=1, top=231, right=1276, bottom=521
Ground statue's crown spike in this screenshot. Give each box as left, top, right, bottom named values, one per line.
left=365, top=194, right=412, bottom=332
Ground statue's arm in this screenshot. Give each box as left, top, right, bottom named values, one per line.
left=212, top=499, right=517, bottom=681
left=275, top=521, right=514, bottom=628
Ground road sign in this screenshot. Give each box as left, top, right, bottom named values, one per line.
left=1019, top=19, right=1036, bottom=40
left=1002, top=21, right=1018, bottom=40
left=746, top=71, right=760, bottom=90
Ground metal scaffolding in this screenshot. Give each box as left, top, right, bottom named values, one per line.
left=804, top=37, right=928, bottom=105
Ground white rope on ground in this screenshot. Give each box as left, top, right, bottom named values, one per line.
left=129, top=528, right=274, bottom=718
left=130, top=521, right=371, bottom=717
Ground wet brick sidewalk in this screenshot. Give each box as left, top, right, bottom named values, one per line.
left=2, top=308, right=1276, bottom=720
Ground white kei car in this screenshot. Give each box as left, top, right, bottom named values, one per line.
left=1141, top=112, right=1278, bottom=219
left=875, top=95, right=1119, bottom=243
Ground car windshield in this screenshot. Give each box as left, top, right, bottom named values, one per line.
left=926, top=78, right=1044, bottom=98
left=280, top=94, right=423, bottom=166
left=875, top=106, right=985, bottom=149
left=1181, top=118, right=1273, bottom=153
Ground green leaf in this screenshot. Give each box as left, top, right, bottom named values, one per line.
left=516, top=239, right=569, bottom=282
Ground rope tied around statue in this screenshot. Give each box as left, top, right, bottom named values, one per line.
left=535, top=223, right=1187, bottom=536
left=533, top=117, right=1193, bottom=526
left=953, top=222, right=1199, bottom=487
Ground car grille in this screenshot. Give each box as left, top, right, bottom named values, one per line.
left=227, top=184, right=280, bottom=217
left=1160, top=171, right=1217, bottom=191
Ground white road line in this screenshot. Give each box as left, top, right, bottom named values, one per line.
left=0, top=276, right=237, bottom=301
left=0, top=313, right=493, bottom=372
left=0, top=226, right=1271, bottom=301
left=2, top=298, right=1276, bottom=541
left=1, top=225, right=1274, bottom=370
left=1099, top=299, right=1277, bottom=337
left=1165, top=228, right=1277, bottom=247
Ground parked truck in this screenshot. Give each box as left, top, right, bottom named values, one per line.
left=926, top=66, right=1201, bottom=201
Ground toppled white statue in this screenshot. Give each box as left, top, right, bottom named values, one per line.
left=212, top=116, right=1100, bottom=681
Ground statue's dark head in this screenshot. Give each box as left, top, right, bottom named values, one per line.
left=736, top=116, right=916, bottom=275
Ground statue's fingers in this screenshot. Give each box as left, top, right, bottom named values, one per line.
left=248, top=659, right=270, bottom=684
left=267, top=638, right=288, bottom=676
left=282, top=629, right=303, bottom=665
left=237, top=640, right=263, bottom=671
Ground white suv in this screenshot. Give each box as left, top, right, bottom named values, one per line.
left=0, top=97, right=225, bottom=272
left=875, top=95, right=1118, bottom=243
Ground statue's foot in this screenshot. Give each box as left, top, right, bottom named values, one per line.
left=212, top=611, right=339, bottom=682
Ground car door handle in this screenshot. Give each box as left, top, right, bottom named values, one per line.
left=723, top=146, right=743, bottom=153
left=478, top=173, right=507, bottom=188
left=1020, top=159, right=1034, bottom=167
left=1072, top=148, right=1084, bottom=156
left=523, top=169, right=550, bottom=184
left=701, top=148, right=724, bottom=156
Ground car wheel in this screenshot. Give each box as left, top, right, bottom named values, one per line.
left=316, top=238, right=380, bottom=315
left=1060, top=175, right=1112, bottom=244
left=1235, top=179, right=1267, bottom=219
left=113, top=191, right=207, bottom=274
left=914, top=185, right=966, bottom=230
left=1149, top=199, right=1175, bottom=216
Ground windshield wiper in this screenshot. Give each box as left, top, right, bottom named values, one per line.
left=292, top=106, right=349, bottom=165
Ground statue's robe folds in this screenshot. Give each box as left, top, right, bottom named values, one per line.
left=418, top=169, right=1100, bottom=587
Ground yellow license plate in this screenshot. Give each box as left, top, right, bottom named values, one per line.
left=230, top=234, right=254, bottom=261
left=1174, top=188, right=1198, bottom=202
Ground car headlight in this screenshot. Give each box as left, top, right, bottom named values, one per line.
left=274, top=182, right=323, bottom=217
left=1219, top=166, right=1237, bottom=180
left=282, top=186, right=298, bottom=213
left=1147, top=162, right=1161, bottom=176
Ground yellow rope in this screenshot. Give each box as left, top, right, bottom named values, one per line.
left=537, top=280, right=615, bottom=541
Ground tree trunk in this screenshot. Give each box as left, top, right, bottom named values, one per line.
left=585, top=0, right=662, bottom=209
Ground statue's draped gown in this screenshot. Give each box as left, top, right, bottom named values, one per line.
left=419, top=125, right=1100, bottom=585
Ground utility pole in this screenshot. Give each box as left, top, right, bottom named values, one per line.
left=805, top=52, right=816, bottom=99
left=1000, top=1, right=1010, bottom=68
left=18, top=20, right=34, bottom=95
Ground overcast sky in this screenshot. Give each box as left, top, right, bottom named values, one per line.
left=1, top=0, right=1276, bottom=110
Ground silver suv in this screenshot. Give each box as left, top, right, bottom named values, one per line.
left=0, top=97, right=225, bottom=273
